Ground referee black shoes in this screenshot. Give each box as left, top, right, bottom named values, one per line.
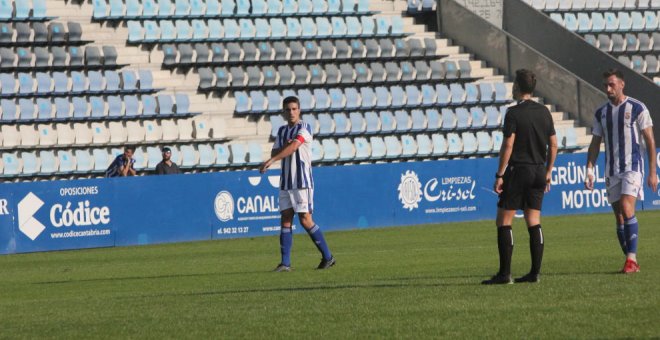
left=514, top=273, right=540, bottom=283
left=481, top=273, right=513, bottom=285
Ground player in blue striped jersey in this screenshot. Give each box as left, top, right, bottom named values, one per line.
left=259, top=96, right=335, bottom=271
left=585, top=69, right=657, bottom=274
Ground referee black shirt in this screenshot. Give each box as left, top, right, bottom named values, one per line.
left=503, top=100, right=556, bottom=164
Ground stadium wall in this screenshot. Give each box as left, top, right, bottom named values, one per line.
left=1, top=151, right=659, bottom=255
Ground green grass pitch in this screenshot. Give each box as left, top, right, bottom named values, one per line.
left=1, top=211, right=659, bottom=338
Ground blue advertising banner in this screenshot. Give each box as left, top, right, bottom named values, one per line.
left=0, top=150, right=658, bottom=255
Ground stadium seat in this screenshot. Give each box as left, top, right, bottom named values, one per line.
left=57, top=150, right=76, bottom=173
left=369, top=136, right=386, bottom=159
left=446, top=132, right=462, bottom=155
left=384, top=135, right=402, bottom=159
left=310, top=139, right=323, bottom=162
left=21, top=152, right=40, bottom=177
left=380, top=110, right=396, bottom=133
left=400, top=135, right=417, bottom=158
left=476, top=131, right=492, bottom=154
left=394, top=110, right=411, bottom=132
left=2, top=153, right=21, bottom=176
left=334, top=113, right=350, bottom=135
left=321, top=139, right=339, bottom=162
left=337, top=138, right=355, bottom=161
left=416, top=134, right=432, bottom=157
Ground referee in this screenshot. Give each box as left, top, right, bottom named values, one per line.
left=482, top=69, right=558, bottom=285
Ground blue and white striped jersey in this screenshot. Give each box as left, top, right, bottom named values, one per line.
left=273, top=121, right=314, bottom=190
left=592, top=97, right=653, bottom=177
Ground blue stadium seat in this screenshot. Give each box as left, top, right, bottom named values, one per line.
left=109, top=0, right=125, bottom=18
left=317, top=113, right=334, bottom=136
left=33, top=0, right=48, bottom=19
left=461, top=132, right=477, bottom=154
left=390, top=86, right=406, bottom=108
left=21, top=152, right=39, bottom=177
left=349, top=112, right=365, bottom=135
left=93, top=0, right=108, bottom=18
left=90, top=96, right=106, bottom=118
left=144, top=20, right=160, bottom=41
left=485, top=105, right=501, bottom=128
left=126, top=0, right=142, bottom=17
left=360, top=87, right=376, bottom=109
left=441, top=108, right=456, bottom=130
left=160, top=0, right=175, bottom=16
left=74, top=150, right=94, bottom=173
left=124, top=95, right=140, bottom=117
left=38, top=150, right=57, bottom=175
left=394, top=110, right=411, bottom=132
left=476, top=131, right=493, bottom=154
left=471, top=107, right=486, bottom=129
left=143, top=0, right=158, bottom=16
left=405, top=85, right=421, bottom=107
left=268, top=0, right=283, bottom=14
left=317, top=17, right=332, bottom=37
left=354, top=137, right=370, bottom=160
left=161, top=20, right=177, bottom=41
left=146, top=146, right=161, bottom=169
left=493, top=130, right=503, bottom=151
left=92, top=149, right=110, bottom=172
left=455, top=108, right=471, bottom=130
left=416, top=134, right=432, bottom=157
left=384, top=136, right=402, bottom=159
left=128, top=21, right=144, bottom=42
left=157, top=94, right=174, bottom=115
left=565, top=126, right=578, bottom=149
left=175, top=93, right=190, bottom=115
left=175, top=0, right=191, bottom=16
left=15, top=1, right=31, bottom=20
left=380, top=110, right=395, bottom=133
left=425, top=108, right=440, bottom=131
left=310, top=139, right=323, bottom=162
left=446, top=132, right=462, bottom=155
left=197, top=144, right=215, bottom=168
left=334, top=113, right=350, bottom=135
left=450, top=83, right=466, bottom=105
left=321, top=139, right=339, bottom=162
left=107, top=95, right=123, bottom=117
left=54, top=98, right=70, bottom=120
left=18, top=73, right=33, bottom=95
left=206, top=0, right=220, bottom=15
left=298, top=0, right=313, bottom=13
left=179, top=145, right=198, bottom=168
left=56, top=150, right=75, bottom=173
left=35, top=98, right=51, bottom=120
left=369, top=136, right=386, bottom=159
left=364, top=111, right=380, bottom=134
left=18, top=99, right=34, bottom=120
left=215, top=144, right=231, bottom=166
left=337, top=138, right=355, bottom=161
left=2, top=153, right=20, bottom=176
left=72, top=97, right=89, bottom=119
left=246, top=142, right=263, bottom=165
left=400, top=135, right=416, bottom=158
left=312, top=0, right=327, bottom=14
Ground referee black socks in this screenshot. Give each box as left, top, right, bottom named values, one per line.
left=528, top=225, right=544, bottom=276
left=497, top=226, right=513, bottom=276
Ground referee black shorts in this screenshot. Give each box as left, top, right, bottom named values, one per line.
left=497, top=163, right=547, bottom=211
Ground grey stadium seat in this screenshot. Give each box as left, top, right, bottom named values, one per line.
left=290, top=41, right=304, bottom=60
left=336, top=39, right=352, bottom=59
left=33, top=23, right=48, bottom=43
left=178, top=44, right=194, bottom=64
left=102, top=46, right=118, bottom=66
left=304, top=41, right=320, bottom=60
left=85, top=46, right=102, bottom=66
left=67, top=22, right=83, bottom=43
left=242, top=42, right=258, bottom=62
left=48, top=23, right=66, bottom=43
left=194, top=44, right=210, bottom=63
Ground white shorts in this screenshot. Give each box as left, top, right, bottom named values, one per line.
left=606, top=171, right=643, bottom=203
left=279, top=188, right=314, bottom=213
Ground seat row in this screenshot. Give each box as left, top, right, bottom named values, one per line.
left=584, top=32, right=659, bottom=53
left=0, top=0, right=49, bottom=22
left=94, top=0, right=371, bottom=20
left=406, top=0, right=436, bottom=13
left=0, top=115, right=226, bottom=149
left=0, top=93, right=191, bottom=121
left=550, top=10, right=659, bottom=32
left=0, top=141, right=264, bottom=177
left=0, top=22, right=83, bottom=46
left=234, top=83, right=512, bottom=114
left=0, top=45, right=119, bottom=71
left=127, top=15, right=407, bottom=43
left=203, top=60, right=473, bottom=91
left=311, top=132, right=503, bottom=163
left=617, top=54, right=659, bottom=74
left=0, top=69, right=156, bottom=98
left=270, top=106, right=508, bottom=138
left=162, top=37, right=440, bottom=68
left=533, top=0, right=659, bottom=11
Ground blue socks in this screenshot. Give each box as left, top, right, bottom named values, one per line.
left=307, top=225, right=332, bottom=260
left=624, top=216, right=639, bottom=255
left=616, top=224, right=627, bottom=255
left=280, top=227, right=293, bottom=266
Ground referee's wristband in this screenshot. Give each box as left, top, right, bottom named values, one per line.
left=495, top=173, right=504, bottom=179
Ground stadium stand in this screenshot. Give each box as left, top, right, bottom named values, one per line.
left=0, top=0, right=593, bottom=180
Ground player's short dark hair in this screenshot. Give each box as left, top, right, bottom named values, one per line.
left=603, top=68, right=624, bottom=81
left=124, top=145, right=136, bottom=152
left=515, top=69, right=536, bottom=94
left=282, top=96, right=300, bottom=109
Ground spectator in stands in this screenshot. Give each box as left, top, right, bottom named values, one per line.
left=259, top=96, right=335, bottom=272
left=483, top=69, right=557, bottom=285
left=105, top=146, right=137, bottom=177
left=155, top=147, right=181, bottom=175
left=584, top=68, right=657, bottom=274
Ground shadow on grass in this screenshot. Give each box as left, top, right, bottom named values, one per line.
left=32, top=270, right=266, bottom=285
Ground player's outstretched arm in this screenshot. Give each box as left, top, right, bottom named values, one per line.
left=585, top=135, right=602, bottom=190
left=259, top=139, right=302, bottom=174
left=642, top=127, right=658, bottom=192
